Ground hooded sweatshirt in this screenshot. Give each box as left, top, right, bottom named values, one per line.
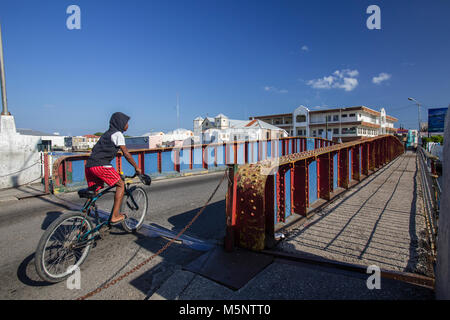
left=86, top=112, right=130, bottom=168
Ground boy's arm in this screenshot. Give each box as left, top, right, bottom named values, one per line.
left=119, top=145, right=142, bottom=175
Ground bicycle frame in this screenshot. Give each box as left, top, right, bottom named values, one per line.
left=76, top=182, right=141, bottom=243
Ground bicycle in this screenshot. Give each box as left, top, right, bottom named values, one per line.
left=34, top=172, right=151, bottom=283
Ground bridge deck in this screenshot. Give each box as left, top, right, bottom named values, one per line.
left=278, top=151, right=434, bottom=276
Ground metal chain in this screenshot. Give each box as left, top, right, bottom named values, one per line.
left=76, top=170, right=228, bottom=300
left=0, top=161, right=41, bottom=178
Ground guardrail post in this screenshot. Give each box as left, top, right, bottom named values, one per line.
left=223, top=142, right=227, bottom=165
left=338, top=148, right=349, bottom=189
left=384, top=137, right=389, bottom=164
left=202, top=145, right=208, bottom=170
left=174, top=149, right=180, bottom=172
left=66, top=161, right=73, bottom=184
left=225, top=164, right=238, bottom=252
left=293, top=159, right=308, bottom=216
left=362, top=143, right=369, bottom=176
left=44, top=152, right=50, bottom=194
left=276, top=166, right=288, bottom=223
left=244, top=141, right=248, bottom=163
left=375, top=140, right=380, bottom=168
left=352, top=146, right=360, bottom=181
left=190, top=144, right=194, bottom=170
left=139, top=152, right=146, bottom=173
left=56, top=159, right=66, bottom=187
left=318, top=153, right=331, bottom=200
left=265, top=173, right=275, bottom=243
left=369, top=142, right=375, bottom=171
left=156, top=151, right=161, bottom=173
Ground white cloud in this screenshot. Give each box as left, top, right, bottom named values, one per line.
left=264, top=86, right=288, bottom=94
left=301, top=45, right=309, bottom=52
left=372, top=72, right=391, bottom=84
left=307, top=69, right=359, bottom=92
left=335, top=77, right=358, bottom=91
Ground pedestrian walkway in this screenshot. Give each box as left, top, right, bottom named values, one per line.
left=277, top=151, right=434, bottom=277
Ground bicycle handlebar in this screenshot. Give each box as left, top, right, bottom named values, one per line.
left=121, top=172, right=152, bottom=186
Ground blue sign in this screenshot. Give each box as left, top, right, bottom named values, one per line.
left=428, top=108, right=448, bottom=133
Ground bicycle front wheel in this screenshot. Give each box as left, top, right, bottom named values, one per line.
left=34, top=211, right=94, bottom=283
left=121, top=186, right=148, bottom=232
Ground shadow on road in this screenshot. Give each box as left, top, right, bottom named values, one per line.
left=40, top=211, right=65, bottom=230
left=167, top=200, right=226, bottom=241
left=17, top=253, right=53, bottom=287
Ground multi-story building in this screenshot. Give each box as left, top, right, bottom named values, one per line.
left=67, top=134, right=101, bottom=151
left=193, top=114, right=288, bottom=143
left=250, top=105, right=398, bottom=142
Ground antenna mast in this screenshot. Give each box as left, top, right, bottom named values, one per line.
left=176, top=93, right=179, bottom=129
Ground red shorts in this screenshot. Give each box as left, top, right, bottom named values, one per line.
left=85, top=166, right=120, bottom=190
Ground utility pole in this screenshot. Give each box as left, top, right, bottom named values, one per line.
left=0, top=23, right=9, bottom=115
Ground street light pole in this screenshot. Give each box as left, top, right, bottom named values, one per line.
left=0, top=23, right=9, bottom=116
left=408, top=97, right=421, bottom=135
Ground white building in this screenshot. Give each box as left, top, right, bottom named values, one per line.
left=139, top=129, right=194, bottom=148
left=162, top=128, right=194, bottom=147
left=16, top=128, right=67, bottom=151
left=194, top=114, right=288, bottom=144
left=252, top=105, right=398, bottom=142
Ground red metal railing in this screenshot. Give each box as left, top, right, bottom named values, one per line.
left=224, top=135, right=405, bottom=252
left=49, top=136, right=335, bottom=193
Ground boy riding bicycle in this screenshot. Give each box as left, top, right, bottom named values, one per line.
left=85, top=112, right=142, bottom=225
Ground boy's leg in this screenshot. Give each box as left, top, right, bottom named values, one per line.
left=88, top=166, right=127, bottom=223
left=111, top=179, right=126, bottom=223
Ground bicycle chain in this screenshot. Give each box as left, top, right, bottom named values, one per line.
left=76, top=170, right=228, bottom=300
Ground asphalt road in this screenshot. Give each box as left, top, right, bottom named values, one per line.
left=0, top=172, right=227, bottom=300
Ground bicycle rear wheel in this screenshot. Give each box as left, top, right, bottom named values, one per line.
left=121, top=186, right=148, bottom=232
left=34, top=211, right=94, bottom=283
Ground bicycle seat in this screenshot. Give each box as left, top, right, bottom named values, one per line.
left=78, top=187, right=98, bottom=199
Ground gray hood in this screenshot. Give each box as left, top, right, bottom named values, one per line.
left=109, top=112, right=130, bottom=133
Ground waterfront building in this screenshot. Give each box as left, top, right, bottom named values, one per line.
left=250, top=105, right=398, bottom=142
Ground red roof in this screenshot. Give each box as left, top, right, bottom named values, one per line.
left=83, top=134, right=100, bottom=138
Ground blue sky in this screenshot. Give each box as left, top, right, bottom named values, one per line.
left=0, top=0, right=449, bottom=136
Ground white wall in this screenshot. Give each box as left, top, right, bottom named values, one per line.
left=0, top=115, right=42, bottom=189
